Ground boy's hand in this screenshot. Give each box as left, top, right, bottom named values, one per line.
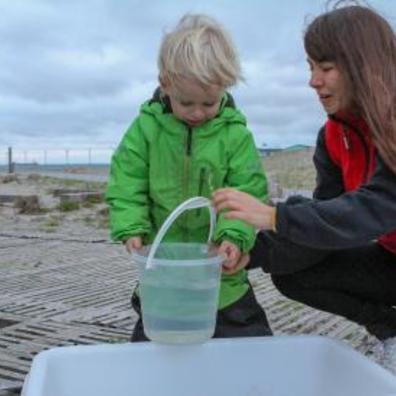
left=125, top=236, right=142, bottom=253
left=224, top=253, right=250, bottom=275
left=218, top=240, right=242, bottom=274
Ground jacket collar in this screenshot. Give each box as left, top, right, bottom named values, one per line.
left=148, top=86, right=236, bottom=115
left=141, top=87, right=245, bottom=136
left=329, top=110, right=368, bottom=135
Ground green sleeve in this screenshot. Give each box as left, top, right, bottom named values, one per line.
left=105, top=118, right=151, bottom=241
left=213, top=126, right=268, bottom=252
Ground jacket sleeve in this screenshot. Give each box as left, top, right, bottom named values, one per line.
left=313, top=126, right=345, bottom=200
left=276, top=154, right=396, bottom=249
left=105, top=118, right=151, bottom=242
left=213, top=126, right=268, bottom=252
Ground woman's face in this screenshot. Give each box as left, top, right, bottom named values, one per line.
left=308, top=58, right=351, bottom=114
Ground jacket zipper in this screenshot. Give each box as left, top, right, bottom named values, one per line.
left=183, top=128, right=193, bottom=194
left=197, top=167, right=206, bottom=217
left=186, top=127, right=193, bottom=156
left=183, top=127, right=193, bottom=238
left=342, top=126, right=350, bottom=150
left=332, top=116, right=370, bottom=183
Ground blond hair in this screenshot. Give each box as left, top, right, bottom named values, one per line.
left=158, top=14, right=242, bottom=88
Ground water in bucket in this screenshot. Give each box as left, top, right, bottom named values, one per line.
left=131, top=197, right=223, bottom=344
left=134, top=243, right=222, bottom=343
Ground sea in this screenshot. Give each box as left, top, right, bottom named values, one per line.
left=0, top=163, right=110, bottom=183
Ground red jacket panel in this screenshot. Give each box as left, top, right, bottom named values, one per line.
left=325, top=116, right=396, bottom=255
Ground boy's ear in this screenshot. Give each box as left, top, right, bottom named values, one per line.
left=159, top=76, right=171, bottom=95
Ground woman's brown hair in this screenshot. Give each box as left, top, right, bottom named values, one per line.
left=304, top=3, right=396, bottom=175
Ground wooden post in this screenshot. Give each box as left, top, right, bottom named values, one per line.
left=8, top=147, right=13, bottom=174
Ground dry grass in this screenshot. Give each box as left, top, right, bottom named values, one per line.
left=263, top=148, right=316, bottom=191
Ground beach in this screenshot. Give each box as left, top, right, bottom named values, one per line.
left=0, top=171, right=382, bottom=394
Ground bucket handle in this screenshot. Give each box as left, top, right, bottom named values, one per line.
left=146, top=196, right=216, bottom=270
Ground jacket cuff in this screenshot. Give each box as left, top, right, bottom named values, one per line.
left=270, top=207, right=277, bottom=232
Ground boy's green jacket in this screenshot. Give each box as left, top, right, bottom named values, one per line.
left=106, top=90, right=268, bottom=309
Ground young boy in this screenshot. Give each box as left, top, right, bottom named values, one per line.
left=106, top=14, right=272, bottom=341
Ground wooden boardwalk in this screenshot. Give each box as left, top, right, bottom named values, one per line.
left=0, top=232, right=380, bottom=395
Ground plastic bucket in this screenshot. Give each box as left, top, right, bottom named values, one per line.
left=131, top=197, right=223, bottom=344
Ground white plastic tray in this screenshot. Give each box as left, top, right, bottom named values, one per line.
left=22, top=335, right=396, bottom=396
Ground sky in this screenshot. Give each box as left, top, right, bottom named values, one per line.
left=1, top=0, right=395, bottom=164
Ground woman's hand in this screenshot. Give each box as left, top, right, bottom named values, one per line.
left=212, top=188, right=277, bottom=231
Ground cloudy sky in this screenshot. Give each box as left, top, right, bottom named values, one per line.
left=1, top=0, right=395, bottom=163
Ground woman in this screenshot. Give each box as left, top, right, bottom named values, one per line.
left=213, top=3, right=396, bottom=373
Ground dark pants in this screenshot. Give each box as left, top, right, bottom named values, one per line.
left=250, top=230, right=396, bottom=340
left=130, top=285, right=272, bottom=342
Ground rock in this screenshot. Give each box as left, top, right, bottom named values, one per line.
left=97, top=207, right=109, bottom=217
left=14, top=195, right=41, bottom=214
left=59, top=192, right=103, bottom=205
left=1, top=174, right=19, bottom=184
left=52, top=188, right=85, bottom=197
left=27, top=173, right=41, bottom=181
left=0, top=195, right=18, bottom=204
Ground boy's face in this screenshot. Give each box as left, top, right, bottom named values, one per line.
left=161, top=77, right=224, bottom=128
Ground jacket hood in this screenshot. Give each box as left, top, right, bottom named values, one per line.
left=139, top=87, right=247, bottom=136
